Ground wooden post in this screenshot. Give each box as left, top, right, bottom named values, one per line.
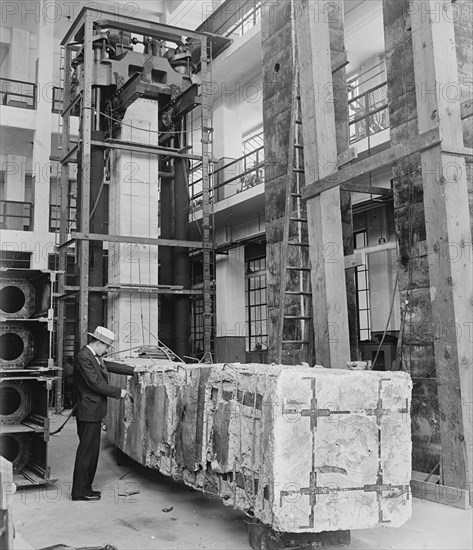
left=0, top=457, right=14, bottom=549
left=295, top=0, right=350, bottom=367
left=410, top=0, right=473, bottom=491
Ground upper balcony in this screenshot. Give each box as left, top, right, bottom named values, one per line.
left=188, top=76, right=390, bottom=228
left=0, top=77, right=37, bottom=129
left=0, top=77, right=36, bottom=110
left=0, top=200, right=33, bottom=231
left=349, top=81, right=389, bottom=148
left=196, top=0, right=261, bottom=38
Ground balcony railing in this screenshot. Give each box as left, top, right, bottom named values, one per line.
left=190, top=145, right=265, bottom=208
left=0, top=201, right=33, bottom=230
left=197, top=0, right=261, bottom=38
left=0, top=77, right=36, bottom=109
left=349, top=82, right=389, bottom=145
left=49, top=204, right=77, bottom=232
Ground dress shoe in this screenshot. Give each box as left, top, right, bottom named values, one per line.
left=71, top=494, right=101, bottom=501
left=89, top=490, right=101, bottom=496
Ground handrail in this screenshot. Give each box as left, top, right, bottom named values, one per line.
left=348, top=81, right=387, bottom=105
left=348, top=81, right=389, bottom=145
left=196, top=0, right=261, bottom=38
left=190, top=145, right=265, bottom=203
left=0, top=76, right=36, bottom=86
left=0, top=77, right=36, bottom=109
left=347, top=60, right=385, bottom=87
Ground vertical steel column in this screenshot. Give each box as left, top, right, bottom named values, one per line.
left=57, top=44, right=72, bottom=367
left=200, top=36, right=214, bottom=361
left=159, top=166, right=175, bottom=349
left=173, top=143, right=191, bottom=359
left=88, top=133, right=106, bottom=331
left=78, top=19, right=94, bottom=349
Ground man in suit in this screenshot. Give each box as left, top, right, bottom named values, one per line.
left=71, top=326, right=132, bottom=501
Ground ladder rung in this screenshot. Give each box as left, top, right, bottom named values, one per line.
left=288, top=242, right=309, bottom=247
left=284, top=315, right=312, bottom=320
left=294, top=144, right=303, bottom=149
left=295, top=119, right=302, bottom=124
left=282, top=340, right=310, bottom=344
left=291, top=193, right=302, bottom=198
left=290, top=217, right=307, bottom=222
left=293, top=168, right=304, bottom=173
left=286, top=291, right=312, bottom=295
left=287, top=266, right=310, bottom=271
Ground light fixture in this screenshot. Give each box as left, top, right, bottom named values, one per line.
left=378, top=206, right=386, bottom=244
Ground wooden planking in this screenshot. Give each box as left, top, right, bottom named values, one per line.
left=295, top=0, right=350, bottom=366
left=78, top=19, right=94, bottom=348
left=340, top=183, right=393, bottom=196
left=70, top=232, right=204, bottom=249
left=0, top=457, right=14, bottom=548
left=410, top=0, right=473, bottom=489
left=302, top=128, right=440, bottom=200
left=410, top=479, right=472, bottom=510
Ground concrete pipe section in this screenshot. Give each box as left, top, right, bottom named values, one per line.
left=0, top=433, right=30, bottom=472
left=0, top=381, right=32, bottom=424
left=0, top=324, right=34, bottom=368
left=0, top=279, right=36, bottom=318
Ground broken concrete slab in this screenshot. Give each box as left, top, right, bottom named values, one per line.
left=106, top=361, right=412, bottom=534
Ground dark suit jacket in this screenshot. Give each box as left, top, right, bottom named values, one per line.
left=73, top=346, right=122, bottom=422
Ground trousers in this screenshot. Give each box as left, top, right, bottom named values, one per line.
left=71, top=420, right=102, bottom=497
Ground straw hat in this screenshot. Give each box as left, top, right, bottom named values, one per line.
left=87, top=326, right=115, bottom=347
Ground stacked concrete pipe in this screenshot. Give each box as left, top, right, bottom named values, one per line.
left=0, top=279, right=36, bottom=368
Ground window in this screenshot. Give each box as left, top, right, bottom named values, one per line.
left=0, top=251, right=31, bottom=269
left=245, top=256, right=268, bottom=352
left=48, top=253, right=78, bottom=286
left=355, top=231, right=371, bottom=341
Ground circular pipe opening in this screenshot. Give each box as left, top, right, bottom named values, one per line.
left=0, top=286, right=26, bottom=314
left=0, top=387, right=22, bottom=416
left=0, top=333, right=25, bottom=361
left=274, top=62, right=280, bottom=73
left=0, top=435, right=20, bottom=463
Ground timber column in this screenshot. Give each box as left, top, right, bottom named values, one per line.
left=262, top=0, right=299, bottom=364
left=410, top=0, right=472, bottom=496
left=295, top=0, right=351, bottom=367
left=384, top=0, right=473, bottom=499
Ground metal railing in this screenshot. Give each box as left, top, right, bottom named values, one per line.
left=0, top=201, right=33, bottom=230
left=0, top=77, right=36, bottom=109
left=49, top=204, right=77, bottom=232
left=52, top=86, right=63, bottom=113
left=197, top=0, right=261, bottom=38
left=349, top=82, right=389, bottom=144
left=190, top=145, right=265, bottom=208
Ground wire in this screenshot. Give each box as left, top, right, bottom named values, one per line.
left=50, top=405, right=77, bottom=435
left=83, top=106, right=189, bottom=136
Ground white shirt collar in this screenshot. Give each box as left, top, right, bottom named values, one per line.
left=86, top=344, right=97, bottom=356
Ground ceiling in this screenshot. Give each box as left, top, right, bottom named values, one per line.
left=344, top=0, right=385, bottom=74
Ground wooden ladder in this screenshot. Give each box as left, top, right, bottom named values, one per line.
left=276, top=78, right=314, bottom=365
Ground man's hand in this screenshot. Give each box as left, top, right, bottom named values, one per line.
left=133, top=365, right=149, bottom=373
left=120, top=389, right=133, bottom=401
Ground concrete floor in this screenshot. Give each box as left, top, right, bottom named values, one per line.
left=9, top=411, right=473, bottom=550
